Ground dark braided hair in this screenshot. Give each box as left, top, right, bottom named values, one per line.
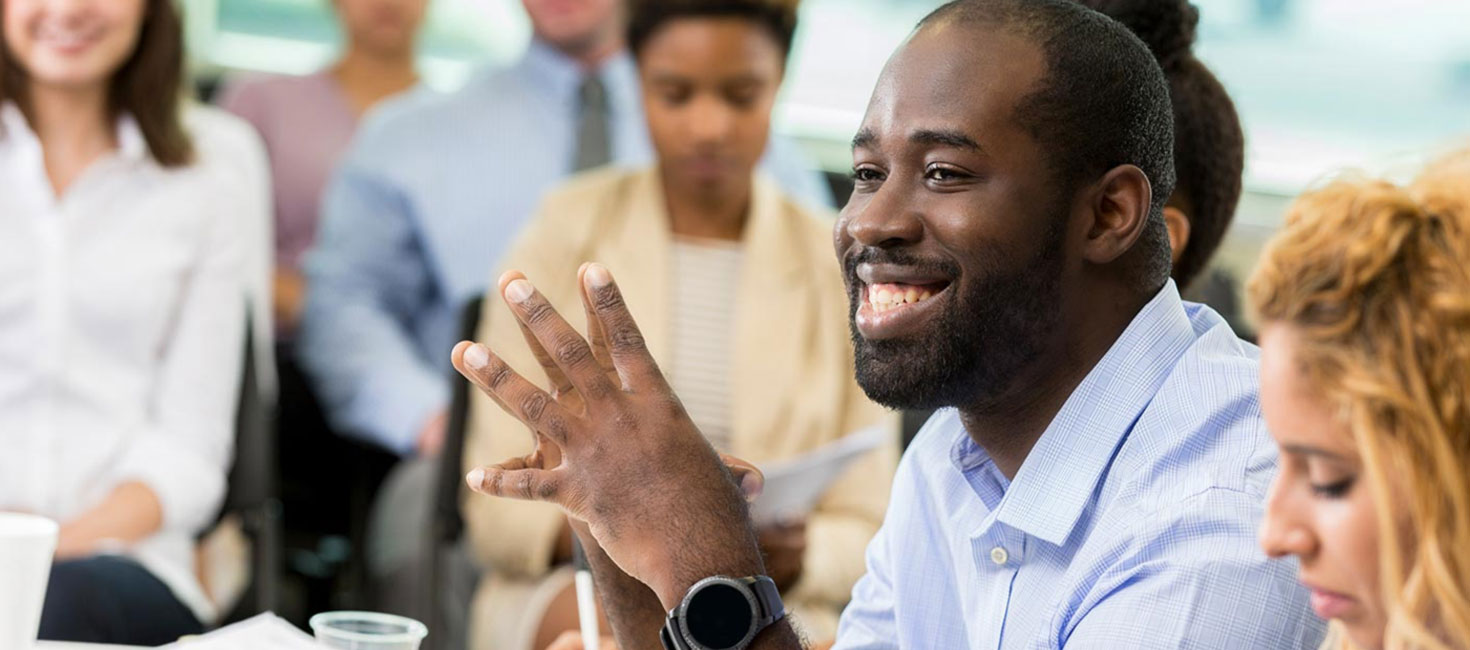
left=1077, top=0, right=1246, bottom=291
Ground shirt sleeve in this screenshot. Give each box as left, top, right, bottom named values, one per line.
left=111, top=152, right=251, bottom=534
left=1058, top=487, right=1328, bottom=649
left=206, top=104, right=277, bottom=400
left=298, top=136, right=446, bottom=455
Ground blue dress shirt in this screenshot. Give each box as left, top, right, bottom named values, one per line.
left=299, top=41, right=833, bottom=453
left=833, top=282, right=1326, bottom=649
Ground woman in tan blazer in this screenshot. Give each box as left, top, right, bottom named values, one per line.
left=460, top=2, right=899, bottom=648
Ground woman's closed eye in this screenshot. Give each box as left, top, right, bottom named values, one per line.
left=1305, top=456, right=1357, bottom=500
left=1310, top=476, right=1355, bottom=499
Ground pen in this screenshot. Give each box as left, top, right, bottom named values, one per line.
left=573, top=539, right=599, bottom=649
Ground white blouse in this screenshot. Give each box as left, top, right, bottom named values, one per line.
left=0, top=102, right=272, bottom=622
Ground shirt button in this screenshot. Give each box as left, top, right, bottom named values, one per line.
left=990, top=546, right=1009, bottom=565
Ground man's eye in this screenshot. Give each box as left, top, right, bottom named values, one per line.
left=925, top=165, right=967, bottom=182
left=851, top=167, right=885, bottom=183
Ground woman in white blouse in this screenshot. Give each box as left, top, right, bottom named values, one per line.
left=0, top=0, right=269, bottom=644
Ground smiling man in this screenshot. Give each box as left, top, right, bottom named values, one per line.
left=448, top=0, right=1325, bottom=648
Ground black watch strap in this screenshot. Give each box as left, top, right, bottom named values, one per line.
left=661, top=576, right=785, bottom=650
left=748, top=576, right=783, bottom=625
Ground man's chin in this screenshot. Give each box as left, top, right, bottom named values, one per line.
left=852, top=341, right=967, bottom=411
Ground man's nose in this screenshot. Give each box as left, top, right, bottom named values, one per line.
left=843, top=176, right=923, bottom=248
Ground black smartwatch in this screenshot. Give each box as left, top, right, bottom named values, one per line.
left=660, top=575, right=785, bottom=650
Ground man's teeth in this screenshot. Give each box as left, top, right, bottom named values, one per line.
left=867, top=284, right=935, bottom=313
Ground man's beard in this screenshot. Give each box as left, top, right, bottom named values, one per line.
left=846, top=222, right=1065, bottom=412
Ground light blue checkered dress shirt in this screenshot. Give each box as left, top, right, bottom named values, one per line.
left=833, top=282, right=1326, bottom=649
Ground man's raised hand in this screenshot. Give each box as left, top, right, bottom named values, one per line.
left=452, top=264, right=766, bottom=608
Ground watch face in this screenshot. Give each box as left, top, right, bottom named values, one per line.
left=686, top=582, right=755, bottom=649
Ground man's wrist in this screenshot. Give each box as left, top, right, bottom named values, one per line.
left=655, top=544, right=767, bottom=611
left=749, top=620, right=801, bottom=650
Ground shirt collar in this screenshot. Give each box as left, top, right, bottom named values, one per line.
left=515, top=39, right=640, bottom=117
left=1, top=100, right=149, bottom=164
left=1, top=101, right=38, bottom=152
left=990, top=280, right=1197, bottom=546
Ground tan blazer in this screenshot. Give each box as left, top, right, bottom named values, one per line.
left=462, top=166, right=899, bottom=617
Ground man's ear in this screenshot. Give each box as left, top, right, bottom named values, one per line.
left=1081, top=164, right=1152, bottom=266
left=1162, top=206, right=1190, bottom=265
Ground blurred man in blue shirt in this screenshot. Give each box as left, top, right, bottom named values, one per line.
left=299, top=0, right=831, bottom=456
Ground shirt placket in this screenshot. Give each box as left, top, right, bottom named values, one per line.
left=968, top=520, right=1027, bottom=650
left=31, top=190, right=66, bottom=514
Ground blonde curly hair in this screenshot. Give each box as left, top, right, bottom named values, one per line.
left=1248, top=148, right=1470, bottom=650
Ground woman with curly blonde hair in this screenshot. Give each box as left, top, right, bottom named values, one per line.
left=1251, top=149, right=1470, bottom=650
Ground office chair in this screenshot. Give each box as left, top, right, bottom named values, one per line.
left=421, top=295, right=486, bottom=650
left=208, top=311, right=283, bottom=623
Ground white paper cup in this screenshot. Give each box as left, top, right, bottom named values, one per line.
left=0, top=513, right=59, bottom=650
left=309, top=611, right=427, bottom=650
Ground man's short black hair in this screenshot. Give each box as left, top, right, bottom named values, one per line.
left=1078, top=0, right=1245, bottom=291
left=921, top=0, right=1178, bottom=289
left=627, top=0, right=799, bottom=63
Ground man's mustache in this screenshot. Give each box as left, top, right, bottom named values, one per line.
left=841, top=247, right=961, bottom=286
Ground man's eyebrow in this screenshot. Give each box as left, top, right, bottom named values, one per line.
left=851, top=128, right=877, bottom=151
left=910, top=129, right=982, bottom=151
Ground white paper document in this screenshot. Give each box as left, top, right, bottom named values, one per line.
left=163, top=613, right=323, bottom=649
left=749, top=424, right=889, bottom=527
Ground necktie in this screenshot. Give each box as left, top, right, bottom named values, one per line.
left=573, top=74, right=611, bottom=172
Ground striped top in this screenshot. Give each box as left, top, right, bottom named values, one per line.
left=669, top=236, right=744, bottom=452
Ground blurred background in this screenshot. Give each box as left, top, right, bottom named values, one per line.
left=184, top=0, right=1470, bottom=313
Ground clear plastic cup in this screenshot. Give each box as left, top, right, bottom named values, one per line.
left=309, top=611, right=428, bottom=650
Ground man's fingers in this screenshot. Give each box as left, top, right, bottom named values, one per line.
left=577, top=263, right=615, bottom=375
left=501, top=274, right=618, bottom=402
left=500, top=271, right=579, bottom=403
left=452, top=341, right=576, bottom=445
left=465, top=462, right=565, bottom=503
left=581, top=264, right=666, bottom=390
